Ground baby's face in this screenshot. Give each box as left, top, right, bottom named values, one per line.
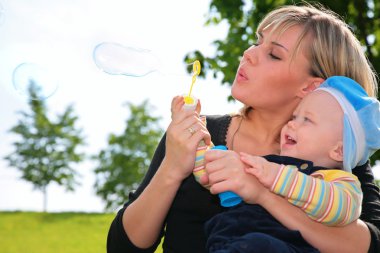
left=280, top=91, right=343, bottom=163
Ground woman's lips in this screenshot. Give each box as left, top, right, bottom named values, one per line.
left=236, top=68, right=248, bottom=82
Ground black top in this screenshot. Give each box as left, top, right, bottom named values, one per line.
left=107, top=114, right=380, bottom=253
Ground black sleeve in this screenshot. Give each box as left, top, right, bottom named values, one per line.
left=353, top=162, right=380, bottom=253
left=106, top=134, right=167, bottom=253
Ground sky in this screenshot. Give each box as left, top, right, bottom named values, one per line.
left=0, top=0, right=243, bottom=213
left=1, top=1, right=379, bottom=213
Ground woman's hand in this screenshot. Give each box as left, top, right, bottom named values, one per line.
left=202, top=149, right=270, bottom=204
left=163, top=96, right=211, bottom=181
left=120, top=96, right=211, bottom=248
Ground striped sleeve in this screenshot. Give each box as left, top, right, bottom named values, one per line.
left=192, top=116, right=213, bottom=186
left=271, top=165, right=363, bottom=226
left=193, top=140, right=213, bottom=184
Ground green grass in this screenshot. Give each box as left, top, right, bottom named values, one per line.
left=0, top=211, right=163, bottom=253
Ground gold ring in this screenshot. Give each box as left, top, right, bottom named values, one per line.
left=188, top=127, right=196, bottom=135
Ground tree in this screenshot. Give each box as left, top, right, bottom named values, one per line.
left=4, top=82, right=86, bottom=212
left=184, top=0, right=380, bottom=163
left=93, top=100, right=163, bottom=211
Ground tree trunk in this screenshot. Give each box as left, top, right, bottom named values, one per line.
left=42, top=185, right=47, bottom=212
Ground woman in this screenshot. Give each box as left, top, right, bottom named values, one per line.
left=107, top=4, right=380, bottom=253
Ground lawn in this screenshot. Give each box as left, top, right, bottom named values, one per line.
left=0, top=211, right=163, bottom=253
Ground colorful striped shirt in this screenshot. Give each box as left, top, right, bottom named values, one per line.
left=271, top=165, right=363, bottom=226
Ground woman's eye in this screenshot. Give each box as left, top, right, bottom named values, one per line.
left=303, top=117, right=311, bottom=123
left=269, top=53, right=281, bottom=60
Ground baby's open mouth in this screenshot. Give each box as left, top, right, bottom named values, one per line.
left=285, top=135, right=297, bottom=145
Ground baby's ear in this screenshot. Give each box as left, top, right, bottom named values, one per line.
left=329, top=141, right=343, bottom=162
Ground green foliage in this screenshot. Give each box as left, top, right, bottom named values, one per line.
left=4, top=82, right=85, bottom=211
left=185, top=0, right=380, bottom=160
left=93, top=100, right=163, bottom=211
left=372, top=150, right=380, bottom=167
left=186, top=0, right=380, bottom=89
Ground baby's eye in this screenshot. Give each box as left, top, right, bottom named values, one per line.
left=303, top=117, right=312, bottom=123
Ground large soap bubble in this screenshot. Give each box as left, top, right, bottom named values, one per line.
left=93, top=42, right=160, bottom=77
left=12, top=62, right=59, bottom=100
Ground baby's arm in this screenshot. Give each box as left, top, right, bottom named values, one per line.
left=241, top=153, right=363, bottom=226
left=272, top=167, right=363, bottom=226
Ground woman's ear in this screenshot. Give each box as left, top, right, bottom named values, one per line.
left=329, top=141, right=344, bottom=162
left=297, top=77, right=325, bottom=98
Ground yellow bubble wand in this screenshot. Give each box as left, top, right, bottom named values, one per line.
left=183, top=60, right=201, bottom=105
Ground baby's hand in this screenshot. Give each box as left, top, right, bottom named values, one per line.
left=240, top=153, right=281, bottom=189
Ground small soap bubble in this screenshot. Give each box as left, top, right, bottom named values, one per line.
left=12, top=62, right=59, bottom=101
left=93, top=42, right=160, bottom=77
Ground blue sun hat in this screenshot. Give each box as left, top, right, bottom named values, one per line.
left=316, top=76, right=380, bottom=172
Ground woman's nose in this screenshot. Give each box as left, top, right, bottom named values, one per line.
left=243, top=46, right=258, bottom=64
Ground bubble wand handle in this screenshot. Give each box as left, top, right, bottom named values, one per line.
left=188, top=75, right=197, bottom=98
left=183, top=60, right=201, bottom=108
left=188, top=60, right=201, bottom=98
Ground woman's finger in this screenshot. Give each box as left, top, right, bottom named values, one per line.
left=204, top=149, right=229, bottom=164
left=240, top=152, right=267, bottom=168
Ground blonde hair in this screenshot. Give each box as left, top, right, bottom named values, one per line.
left=241, top=4, right=378, bottom=117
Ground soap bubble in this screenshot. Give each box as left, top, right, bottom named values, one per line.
left=12, top=62, right=59, bottom=100
left=93, top=42, right=160, bottom=77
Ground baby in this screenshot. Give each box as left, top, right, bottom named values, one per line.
left=171, top=76, right=380, bottom=252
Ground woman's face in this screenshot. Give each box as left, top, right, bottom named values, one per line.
left=231, top=25, right=314, bottom=111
